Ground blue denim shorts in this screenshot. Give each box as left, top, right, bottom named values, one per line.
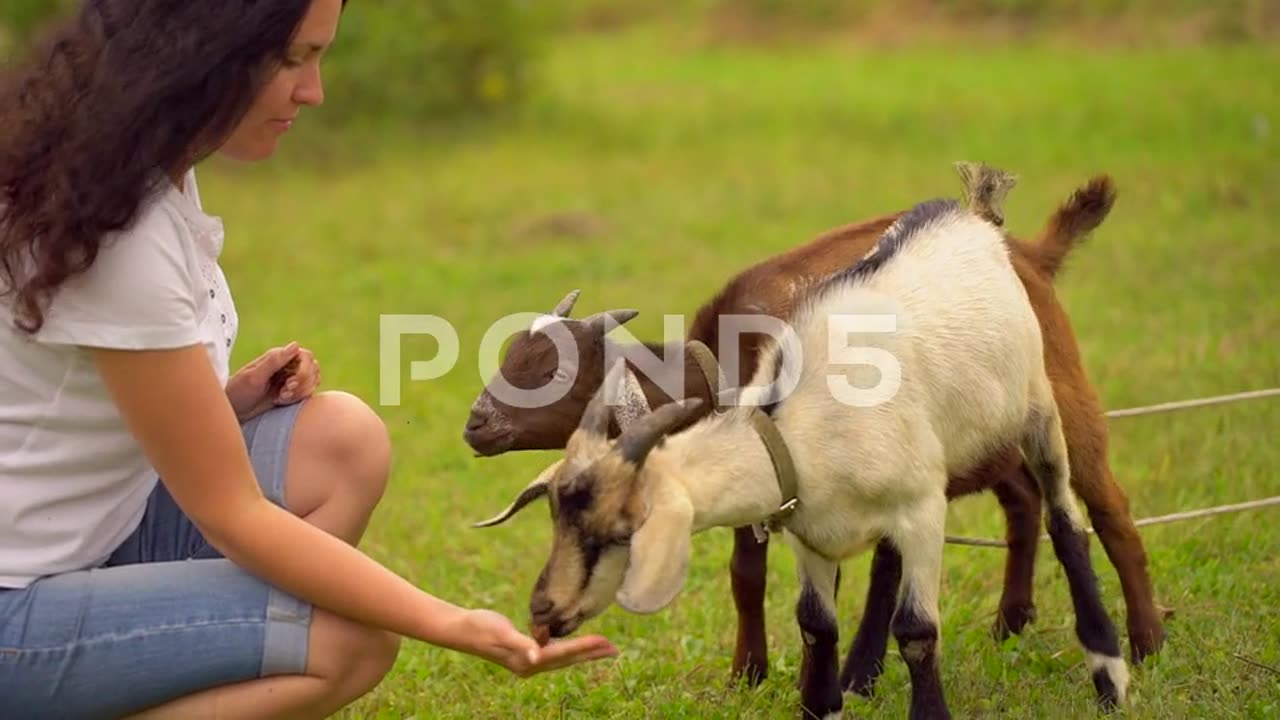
left=0, top=402, right=313, bottom=720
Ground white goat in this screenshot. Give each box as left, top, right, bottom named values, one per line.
left=476, top=198, right=1130, bottom=719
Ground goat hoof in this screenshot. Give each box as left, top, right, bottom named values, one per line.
left=1094, top=682, right=1121, bottom=714
left=1090, top=655, right=1130, bottom=713
left=993, top=603, right=1037, bottom=640
left=1129, top=624, right=1167, bottom=664
left=799, top=694, right=843, bottom=720
left=730, top=659, right=768, bottom=688
left=846, top=676, right=879, bottom=699
left=840, top=666, right=881, bottom=698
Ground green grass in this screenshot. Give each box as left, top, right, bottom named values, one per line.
left=198, top=24, right=1279, bottom=719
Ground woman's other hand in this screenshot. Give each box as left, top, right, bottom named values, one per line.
left=226, top=341, right=321, bottom=421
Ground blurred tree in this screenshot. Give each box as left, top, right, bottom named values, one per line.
left=4, top=0, right=1272, bottom=124
left=706, top=0, right=1277, bottom=39
left=0, top=0, right=560, bottom=124
left=320, top=0, right=561, bottom=125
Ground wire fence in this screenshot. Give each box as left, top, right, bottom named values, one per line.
left=1102, top=387, right=1280, bottom=419
left=945, top=386, right=1280, bottom=548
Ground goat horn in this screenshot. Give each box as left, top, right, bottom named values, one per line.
left=551, top=289, right=581, bottom=317
left=618, top=398, right=704, bottom=466
left=472, top=460, right=564, bottom=528
left=579, top=359, right=626, bottom=436
left=614, top=363, right=652, bottom=432
left=581, top=309, right=639, bottom=334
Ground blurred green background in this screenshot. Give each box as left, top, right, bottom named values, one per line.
left=4, top=1, right=1278, bottom=127
left=3, top=2, right=1278, bottom=718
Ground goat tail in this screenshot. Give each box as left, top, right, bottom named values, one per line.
left=1024, top=174, right=1117, bottom=279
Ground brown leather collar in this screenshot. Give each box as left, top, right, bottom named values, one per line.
left=686, top=340, right=799, bottom=535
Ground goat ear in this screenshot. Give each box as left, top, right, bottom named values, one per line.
left=616, top=489, right=694, bottom=614
left=472, top=459, right=563, bottom=528
left=613, top=365, right=651, bottom=432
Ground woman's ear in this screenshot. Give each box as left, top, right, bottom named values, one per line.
left=616, top=488, right=694, bottom=614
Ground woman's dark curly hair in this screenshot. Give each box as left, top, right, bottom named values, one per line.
left=0, top=0, right=345, bottom=334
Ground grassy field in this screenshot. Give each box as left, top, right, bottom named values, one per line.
left=198, top=23, right=1278, bottom=719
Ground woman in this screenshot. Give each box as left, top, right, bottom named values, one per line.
left=0, top=1, right=617, bottom=718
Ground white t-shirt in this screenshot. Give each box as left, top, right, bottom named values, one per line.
left=0, top=168, right=239, bottom=588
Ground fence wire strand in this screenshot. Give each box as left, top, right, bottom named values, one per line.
left=945, top=386, right=1280, bottom=548
left=1103, top=387, right=1280, bottom=419
left=947, top=496, right=1280, bottom=547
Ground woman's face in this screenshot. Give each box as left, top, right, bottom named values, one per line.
left=218, top=0, right=342, bottom=162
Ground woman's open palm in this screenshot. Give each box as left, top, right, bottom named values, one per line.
left=461, top=609, right=618, bottom=678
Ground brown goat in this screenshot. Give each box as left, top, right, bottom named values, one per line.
left=464, top=176, right=1165, bottom=694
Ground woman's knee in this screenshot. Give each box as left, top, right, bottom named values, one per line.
left=306, top=608, right=401, bottom=700
left=294, top=390, right=392, bottom=502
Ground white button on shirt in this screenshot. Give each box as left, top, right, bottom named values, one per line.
left=169, top=172, right=239, bottom=381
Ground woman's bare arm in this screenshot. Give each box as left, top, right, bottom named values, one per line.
left=92, top=344, right=615, bottom=674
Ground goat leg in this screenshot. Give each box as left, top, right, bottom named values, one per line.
left=890, top=491, right=952, bottom=720
left=1024, top=404, right=1130, bottom=710
left=730, top=524, right=770, bottom=685
left=793, top=547, right=843, bottom=720
left=839, top=539, right=901, bottom=696
left=1080, top=468, right=1166, bottom=663
left=1059, top=382, right=1165, bottom=662
left=991, top=470, right=1042, bottom=639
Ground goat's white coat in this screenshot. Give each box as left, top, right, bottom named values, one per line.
left=642, top=209, right=1046, bottom=553
left=496, top=204, right=1129, bottom=710
left=609, top=205, right=1127, bottom=703
left=529, top=313, right=562, bottom=334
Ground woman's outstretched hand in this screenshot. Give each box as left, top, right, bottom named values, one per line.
left=226, top=341, right=321, bottom=421
left=458, top=609, right=618, bottom=677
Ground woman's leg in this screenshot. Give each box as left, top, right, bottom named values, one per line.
left=278, top=390, right=393, bottom=546
left=107, top=390, right=393, bottom=565
left=127, top=607, right=401, bottom=720
left=2, top=391, right=401, bottom=719
left=0, top=558, right=397, bottom=720
left=131, top=391, right=401, bottom=717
